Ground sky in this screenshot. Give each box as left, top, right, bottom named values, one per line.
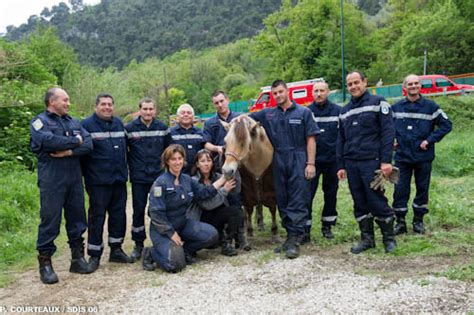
left=0, top=0, right=100, bottom=33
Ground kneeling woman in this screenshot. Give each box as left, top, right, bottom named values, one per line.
left=143, top=144, right=227, bottom=273
left=190, top=149, right=242, bottom=256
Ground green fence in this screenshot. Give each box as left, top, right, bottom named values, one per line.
left=196, top=76, right=473, bottom=119
left=454, top=77, right=474, bottom=85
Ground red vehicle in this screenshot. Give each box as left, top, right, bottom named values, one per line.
left=402, top=74, right=474, bottom=96
left=249, top=78, right=324, bottom=112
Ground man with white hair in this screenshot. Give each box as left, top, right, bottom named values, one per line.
left=170, top=103, right=205, bottom=174
left=391, top=74, right=452, bottom=235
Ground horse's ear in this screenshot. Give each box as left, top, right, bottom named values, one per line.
left=250, top=122, right=260, bottom=137
left=221, top=120, right=230, bottom=131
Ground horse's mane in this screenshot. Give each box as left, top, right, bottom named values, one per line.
left=232, top=118, right=249, bottom=145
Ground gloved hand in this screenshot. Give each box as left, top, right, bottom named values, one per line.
left=370, top=166, right=400, bottom=191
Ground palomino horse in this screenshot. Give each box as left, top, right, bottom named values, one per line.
left=221, top=115, right=279, bottom=243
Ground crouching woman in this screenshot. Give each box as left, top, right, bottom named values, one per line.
left=142, top=144, right=226, bottom=273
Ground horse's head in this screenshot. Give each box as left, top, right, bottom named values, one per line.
left=222, top=115, right=260, bottom=179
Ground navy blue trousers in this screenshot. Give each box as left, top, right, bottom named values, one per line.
left=131, top=182, right=152, bottom=243
left=149, top=220, right=218, bottom=272
left=346, top=159, right=394, bottom=221
left=393, top=161, right=432, bottom=218
left=86, top=182, right=127, bottom=257
left=308, top=162, right=339, bottom=230
left=273, top=149, right=310, bottom=236
left=37, top=180, right=87, bottom=256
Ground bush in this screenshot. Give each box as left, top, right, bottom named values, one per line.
left=0, top=163, right=39, bottom=268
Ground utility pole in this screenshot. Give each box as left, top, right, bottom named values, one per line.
left=340, top=0, right=346, bottom=102
left=423, top=49, right=427, bottom=75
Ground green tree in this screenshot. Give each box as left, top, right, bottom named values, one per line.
left=255, top=0, right=377, bottom=87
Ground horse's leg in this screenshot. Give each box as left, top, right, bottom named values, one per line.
left=270, top=205, right=281, bottom=243
left=256, top=203, right=264, bottom=231
left=245, top=205, right=254, bottom=237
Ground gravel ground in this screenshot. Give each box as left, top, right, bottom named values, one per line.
left=98, top=253, right=474, bottom=314
left=1, top=197, right=472, bottom=314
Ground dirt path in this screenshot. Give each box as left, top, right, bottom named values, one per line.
left=1, top=199, right=473, bottom=314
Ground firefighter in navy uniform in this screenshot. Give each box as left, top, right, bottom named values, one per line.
left=337, top=71, right=397, bottom=254
left=170, top=103, right=204, bottom=174
left=250, top=80, right=319, bottom=259
left=203, top=90, right=249, bottom=250
left=30, top=88, right=93, bottom=284
left=125, top=97, right=171, bottom=261
left=81, top=93, right=133, bottom=271
left=307, top=81, right=341, bottom=240
left=392, top=74, right=452, bottom=234
left=141, top=145, right=221, bottom=273
left=203, top=90, right=240, bottom=169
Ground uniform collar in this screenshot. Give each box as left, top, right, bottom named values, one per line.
left=93, top=112, right=114, bottom=124
left=134, top=116, right=156, bottom=128
left=313, top=100, right=329, bottom=110
left=176, top=123, right=195, bottom=131
left=405, top=95, right=424, bottom=105
left=217, top=110, right=234, bottom=123
left=164, top=170, right=183, bottom=181
left=277, top=101, right=297, bottom=112
left=350, top=90, right=370, bottom=106
left=45, top=110, right=70, bottom=119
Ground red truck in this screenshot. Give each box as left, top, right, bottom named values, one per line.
left=249, top=78, right=324, bottom=112
left=403, top=74, right=474, bottom=96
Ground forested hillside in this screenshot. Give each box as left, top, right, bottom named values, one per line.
left=5, top=0, right=283, bottom=68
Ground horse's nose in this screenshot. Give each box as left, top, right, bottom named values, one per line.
left=222, top=165, right=235, bottom=180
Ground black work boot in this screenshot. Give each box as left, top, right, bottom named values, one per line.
left=130, top=242, right=144, bottom=262
left=321, top=225, right=334, bottom=240
left=109, top=246, right=134, bottom=263
left=221, top=232, right=238, bottom=257
left=285, top=235, right=300, bottom=259
left=184, top=251, right=197, bottom=265
left=38, top=255, right=59, bottom=284
left=274, top=237, right=289, bottom=254
left=300, top=227, right=311, bottom=245
left=413, top=215, right=425, bottom=234
left=350, top=216, right=376, bottom=254
left=394, top=217, right=407, bottom=235
left=142, top=247, right=155, bottom=271
left=88, top=256, right=100, bottom=273
left=376, top=216, right=397, bottom=253
left=235, top=230, right=251, bottom=251
left=70, top=244, right=93, bottom=274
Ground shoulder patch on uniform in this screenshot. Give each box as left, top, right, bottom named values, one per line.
left=380, top=101, right=390, bottom=115
left=32, top=119, right=44, bottom=131
left=154, top=186, right=162, bottom=197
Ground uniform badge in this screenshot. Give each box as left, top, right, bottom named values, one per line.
left=407, top=125, right=413, bottom=130
left=32, top=119, right=43, bottom=131
left=187, top=145, right=193, bottom=149
left=181, top=194, right=185, bottom=200
left=154, top=186, right=162, bottom=197
left=380, top=101, right=390, bottom=115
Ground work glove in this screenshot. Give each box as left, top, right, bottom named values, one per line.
left=370, top=166, right=400, bottom=191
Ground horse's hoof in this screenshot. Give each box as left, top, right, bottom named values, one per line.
left=271, top=235, right=282, bottom=244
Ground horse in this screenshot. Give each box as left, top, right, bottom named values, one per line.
left=221, top=115, right=280, bottom=243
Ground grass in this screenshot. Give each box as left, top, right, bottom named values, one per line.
left=438, top=264, right=474, bottom=282
left=1, top=95, right=473, bottom=285
left=0, top=164, right=40, bottom=287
